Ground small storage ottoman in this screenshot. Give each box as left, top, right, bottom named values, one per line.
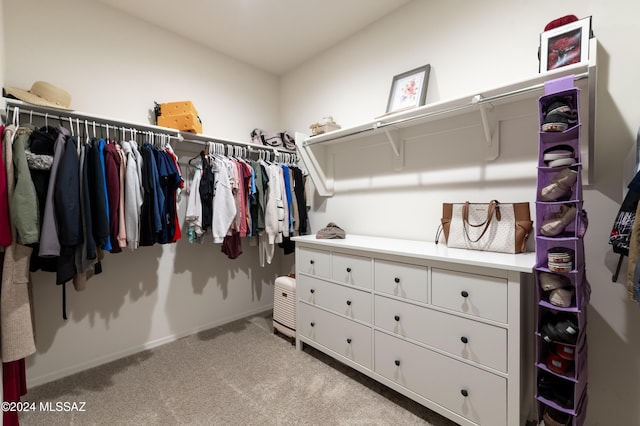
left=273, top=276, right=296, bottom=343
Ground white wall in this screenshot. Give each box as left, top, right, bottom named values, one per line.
left=4, top=0, right=640, bottom=425
left=282, top=1, right=640, bottom=425
left=3, top=0, right=280, bottom=141
left=2, top=0, right=288, bottom=386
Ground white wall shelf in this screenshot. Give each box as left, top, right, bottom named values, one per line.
left=297, top=39, right=597, bottom=197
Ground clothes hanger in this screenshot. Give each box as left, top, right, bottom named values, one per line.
left=12, top=106, right=20, bottom=128
left=74, top=118, right=81, bottom=154
left=84, top=120, right=90, bottom=144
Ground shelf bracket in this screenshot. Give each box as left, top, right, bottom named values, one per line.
left=295, top=132, right=334, bottom=196
left=384, top=128, right=405, bottom=171
left=473, top=95, right=500, bottom=161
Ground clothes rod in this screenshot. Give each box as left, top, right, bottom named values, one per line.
left=304, top=71, right=589, bottom=147
left=2, top=98, right=296, bottom=153
left=3, top=99, right=180, bottom=139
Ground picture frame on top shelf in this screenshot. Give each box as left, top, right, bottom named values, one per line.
left=540, top=16, right=592, bottom=72
left=385, top=64, right=430, bottom=114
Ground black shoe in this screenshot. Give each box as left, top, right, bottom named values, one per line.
left=544, top=97, right=573, bottom=115
left=542, top=111, right=578, bottom=132
left=542, top=97, right=578, bottom=132
left=541, top=313, right=579, bottom=344
left=538, top=373, right=574, bottom=409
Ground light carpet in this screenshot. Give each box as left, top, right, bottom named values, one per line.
left=18, top=311, right=459, bottom=425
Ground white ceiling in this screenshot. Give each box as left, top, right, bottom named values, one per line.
left=95, top=0, right=412, bottom=75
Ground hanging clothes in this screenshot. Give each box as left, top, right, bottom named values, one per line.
left=199, top=151, right=214, bottom=233
left=163, top=144, right=183, bottom=243
left=249, top=160, right=267, bottom=237
left=3, top=358, right=27, bottom=426
left=116, top=143, right=127, bottom=248
left=10, top=125, right=40, bottom=246
left=260, top=162, right=284, bottom=265
left=88, top=138, right=110, bottom=251
left=97, top=138, right=113, bottom=251
left=292, top=166, right=309, bottom=235
left=26, top=125, right=58, bottom=273
left=185, top=159, right=203, bottom=242
left=54, top=135, right=82, bottom=286
left=0, top=124, right=11, bottom=248
left=103, top=141, right=122, bottom=254
left=139, top=143, right=163, bottom=246
left=38, top=126, right=68, bottom=258
left=211, top=157, right=237, bottom=244
left=73, top=142, right=98, bottom=292
left=0, top=124, right=36, bottom=362
left=155, top=147, right=183, bottom=244
left=121, top=140, right=143, bottom=250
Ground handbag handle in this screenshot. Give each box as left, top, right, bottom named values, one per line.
left=462, top=200, right=501, bottom=243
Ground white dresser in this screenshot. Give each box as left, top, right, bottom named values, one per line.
left=292, top=234, right=536, bottom=426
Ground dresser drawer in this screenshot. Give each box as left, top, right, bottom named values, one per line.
left=374, top=259, right=428, bottom=303
left=374, top=331, right=506, bottom=426
left=332, top=253, right=372, bottom=289
left=297, top=247, right=331, bottom=279
left=298, top=275, right=372, bottom=323
left=298, top=303, right=372, bottom=369
left=374, top=296, right=506, bottom=372
left=431, top=268, right=507, bottom=323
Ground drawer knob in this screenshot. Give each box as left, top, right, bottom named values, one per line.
left=461, top=336, right=469, bottom=344
left=394, top=360, right=401, bottom=366
left=346, top=300, right=352, bottom=306
left=394, top=277, right=400, bottom=284
left=394, top=315, right=400, bottom=322
left=347, top=338, right=352, bottom=344
left=310, top=260, right=315, bottom=265
left=346, top=267, right=352, bottom=272
left=310, top=322, right=315, bottom=327
left=460, top=389, right=469, bottom=397
left=310, top=289, right=315, bottom=294
left=461, top=290, right=469, bottom=298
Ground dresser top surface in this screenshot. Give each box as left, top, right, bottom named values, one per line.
left=292, top=234, right=536, bottom=273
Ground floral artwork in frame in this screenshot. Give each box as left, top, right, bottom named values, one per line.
left=540, top=16, right=591, bottom=72
left=386, top=64, right=431, bottom=114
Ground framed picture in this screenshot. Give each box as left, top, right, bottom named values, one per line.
left=540, top=16, right=591, bottom=72
left=386, top=64, right=431, bottom=114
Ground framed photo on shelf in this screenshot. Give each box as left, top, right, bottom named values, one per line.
left=540, top=16, right=591, bottom=72
left=385, top=64, right=430, bottom=114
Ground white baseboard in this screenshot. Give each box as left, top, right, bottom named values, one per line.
left=27, top=305, right=273, bottom=388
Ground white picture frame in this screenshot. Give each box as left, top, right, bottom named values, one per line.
left=540, top=16, right=591, bottom=72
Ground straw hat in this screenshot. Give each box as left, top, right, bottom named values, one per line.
left=3, top=81, right=72, bottom=110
